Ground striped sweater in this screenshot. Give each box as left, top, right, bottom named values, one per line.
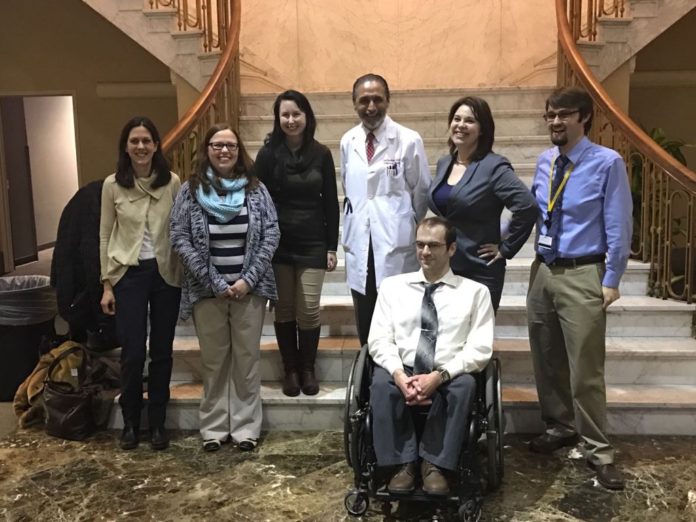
left=169, top=181, right=279, bottom=320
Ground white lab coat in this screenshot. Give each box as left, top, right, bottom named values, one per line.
left=340, top=116, right=430, bottom=294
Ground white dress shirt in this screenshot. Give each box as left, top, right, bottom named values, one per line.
left=368, top=268, right=494, bottom=378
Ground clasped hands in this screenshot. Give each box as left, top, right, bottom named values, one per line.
left=394, top=369, right=442, bottom=406
left=217, top=279, right=250, bottom=300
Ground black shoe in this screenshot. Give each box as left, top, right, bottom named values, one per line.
left=238, top=439, right=258, bottom=452
left=150, top=426, right=169, bottom=451
left=529, top=433, right=580, bottom=454
left=589, top=462, right=625, bottom=490
left=120, top=425, right=139, bottom=450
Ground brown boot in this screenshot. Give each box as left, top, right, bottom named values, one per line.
left=274, top=321, right=300, bottom=396
left=298, top=327, right=321, bottom=395
left=421, top=460, right=449, bottom=496
left=388, top=461, right=417, bottom=494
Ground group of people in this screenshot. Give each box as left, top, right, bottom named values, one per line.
left=97, top=73, right=632, bottom=493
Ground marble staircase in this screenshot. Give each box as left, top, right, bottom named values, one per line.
left=80, top=0, right=218, bottom=91
left=576, top=0, right=696, bottom=81
left=109, top=87, right=696, bottom=435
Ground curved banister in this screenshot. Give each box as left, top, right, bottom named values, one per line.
left=161, top=0, right=241, bottom=154
left=555, top=0, right=696, bottom=191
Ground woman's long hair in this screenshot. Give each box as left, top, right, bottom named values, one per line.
left=265, top=90, right=317, bottom=150
left=115, top=116, right=171, bottom=188
left=189, top=123, right=258, bottom=196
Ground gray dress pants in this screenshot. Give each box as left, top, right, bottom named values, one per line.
left=369, top=366, right=476, bottom=471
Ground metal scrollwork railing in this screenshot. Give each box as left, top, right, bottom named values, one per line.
left=153, top=0, right=240, bottom=181
left=150, top=0, right=228, bottom=51
left=557, top=0, right=696, bottom=303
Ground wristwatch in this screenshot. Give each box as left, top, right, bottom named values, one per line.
left=436, top=367, right=451, bottom=384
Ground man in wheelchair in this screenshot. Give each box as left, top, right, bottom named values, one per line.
left=367, top=216, right=494, bottom=496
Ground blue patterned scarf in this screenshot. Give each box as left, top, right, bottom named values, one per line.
left=196, top=168, right=248, bottom=222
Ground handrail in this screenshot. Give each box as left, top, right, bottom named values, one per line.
left=556, top=0, right=696, bottom=303
left=159, top=0, right=241, bottom=180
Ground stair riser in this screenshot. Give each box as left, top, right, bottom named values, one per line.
left=174, top=308, right=694, bottom=339
left=246, top=139, right=548, bottom=168
left=239, top=114, right=548, bottom=142
left=240, top=89, right=551, bottom=117
left=107, top=399, right=696, bottom=435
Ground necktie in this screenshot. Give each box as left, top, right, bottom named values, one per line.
left=366, top=132, right=375, bottom=163
left=540, top=154, right=570, bottom=265
left=413, top=282, right=444, bottom=375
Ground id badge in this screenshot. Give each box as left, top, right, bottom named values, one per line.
left=538, top=234, right=553, bottom=250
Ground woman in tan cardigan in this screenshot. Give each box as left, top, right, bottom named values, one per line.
left=99, top=116, right=181, bottom=451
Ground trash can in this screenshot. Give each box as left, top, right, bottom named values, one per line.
left=0, top=275, right=57, bottom=401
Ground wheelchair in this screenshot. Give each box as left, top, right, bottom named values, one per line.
left=343, top=344, right=504, bottom=522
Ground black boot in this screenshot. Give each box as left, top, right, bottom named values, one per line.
left=120, top=423, right=139, bottom=450
left=274, top=321, right=301, bottom=397
left=298, top=327, right=321, bottom=395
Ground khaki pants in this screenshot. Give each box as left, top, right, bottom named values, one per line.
left=526, top=259, right=614, bottom=465
left=192, top=294, right=267, bottom=442
left=273, top=263, right=325, bottom=329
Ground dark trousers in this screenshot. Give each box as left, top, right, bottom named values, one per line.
left=351, top=241, right=378, bottom=346
left=454, top=261, right=505, bottom=313
left=369, top=366, right=476, bottom=471
left=113, top=259, right=180, bottom=428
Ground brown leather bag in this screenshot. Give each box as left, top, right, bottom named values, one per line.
left=43, top=344, right=98, bottom=441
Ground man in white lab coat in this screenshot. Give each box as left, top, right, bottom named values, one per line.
left=340, top=73, right=431, bottom=346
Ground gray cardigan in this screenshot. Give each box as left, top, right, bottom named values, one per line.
left=170, top=180, right=280, bottom=320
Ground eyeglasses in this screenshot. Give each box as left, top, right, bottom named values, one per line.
left=416, top=241, right=447, bottom=250
left=543, top=110, right=580, bottom=122
left=209, top=142, right=239, bottom=151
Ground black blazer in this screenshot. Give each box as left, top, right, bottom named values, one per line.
left=428, top=152, right=538, bottom=276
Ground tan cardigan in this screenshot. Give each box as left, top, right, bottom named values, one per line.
left=99, top=172, right=182, bottom=287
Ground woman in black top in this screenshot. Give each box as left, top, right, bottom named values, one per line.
left=255, top=90, right=339, bottom=396
left=428, top=96, right=537, bottom=311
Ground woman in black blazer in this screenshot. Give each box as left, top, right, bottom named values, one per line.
left=428, top=96, right=538, bottom=311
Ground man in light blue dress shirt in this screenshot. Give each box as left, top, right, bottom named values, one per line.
left=527, top=87, right=632, bottom=490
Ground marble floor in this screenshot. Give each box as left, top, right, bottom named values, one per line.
left=1, top=429, right=695, bottom=522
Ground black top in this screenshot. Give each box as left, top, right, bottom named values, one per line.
left=255, top=140, right=339, bottom=268
left=428, top=152, right=538, bottom=276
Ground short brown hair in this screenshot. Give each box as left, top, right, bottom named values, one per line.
left=417, top=216, right=456, bottom=247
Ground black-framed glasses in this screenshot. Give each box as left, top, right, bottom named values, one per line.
left=209, top=142, right=239, bottom=151
left=542, top=109, right=580, bottom=122
left=416, top=241, right=447, bottom=250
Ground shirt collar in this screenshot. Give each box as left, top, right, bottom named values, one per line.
left=362, top=115, right=391, bottom=143
left=406, top=268, right=458, bottom=288
left=556, top=135, right=591, bottom=165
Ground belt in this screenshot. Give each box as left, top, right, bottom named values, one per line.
left=536, top=254, right=605, bottom=268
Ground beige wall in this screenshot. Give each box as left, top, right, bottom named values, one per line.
left=630, top=8, right=696, bottom=168
left=240, top=0, right=557, bottom=93
left=0, top=0, right=178, bottom=186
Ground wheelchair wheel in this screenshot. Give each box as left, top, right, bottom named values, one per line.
left=485, top=358, right=504, bottom=491
left=344, top=490, right=369, bottom=517
left=344, top=345, right=370, bottom=469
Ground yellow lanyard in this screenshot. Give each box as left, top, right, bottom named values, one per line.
left=547, top=155, right=575, bottom=213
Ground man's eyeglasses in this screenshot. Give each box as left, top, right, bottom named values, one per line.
left=209, top=142, right=239, bottom=151
left=416, top=241, right=447, bottom=250
left=542, top=110, right=580, bottom=122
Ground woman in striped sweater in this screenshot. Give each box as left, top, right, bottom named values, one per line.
left=170, top=123, right=279, bottom=452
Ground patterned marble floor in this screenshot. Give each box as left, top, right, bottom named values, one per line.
left=0, top=429, right=695, bottom=522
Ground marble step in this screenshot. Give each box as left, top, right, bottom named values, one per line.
left=106, top=381, right=696, bottom=435
left=173, top=295, right=696, bottom=339
left=246, top=135, right=548, bottom=169
left=169, top=335, right=696, bottom=387
left=319, top=258, right=651, bottom=297
left=239, top=86, right=553, bottom=117
left=239, top=109, right=548, bottom=142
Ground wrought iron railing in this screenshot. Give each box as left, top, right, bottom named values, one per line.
left=556, top=0, right=696, bottom=303
left=153, top=0, right=241, bottom=181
